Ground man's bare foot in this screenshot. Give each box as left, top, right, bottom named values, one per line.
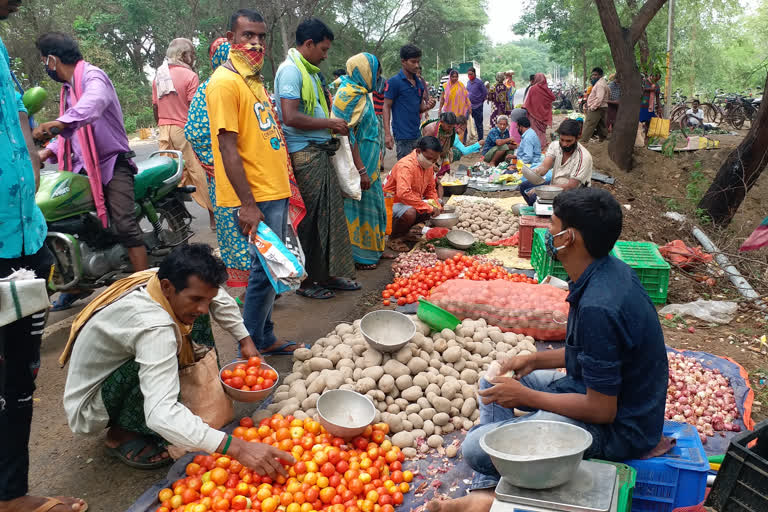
left=0, top=495, right=87, bottom=512
left=426, top=490, right=495, bottom=512
left=105, top=426, right=169, bottom=464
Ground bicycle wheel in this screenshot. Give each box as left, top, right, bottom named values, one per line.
left=701, top=103, right=720, bottom=124
left=731, top=105, right=746, bottom=129
left=670, top=106, right=688, bottom=128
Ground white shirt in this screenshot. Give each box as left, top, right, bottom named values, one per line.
left=547, top=142, right=593, bottom=187
left=686, top=108, right=704, bottom=125
left=63, top=286, right=249, bottom=454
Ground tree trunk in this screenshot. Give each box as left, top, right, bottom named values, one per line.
left=581, top=44, right=587, bottom=87
left=698, top=72, right=768, bottom=226
left=594, top=0, right=669, bottom=170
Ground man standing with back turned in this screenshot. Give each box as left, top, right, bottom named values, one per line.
left=466, top=67, right=487, bottom=140
left=276, top=18, right=360, bottom=301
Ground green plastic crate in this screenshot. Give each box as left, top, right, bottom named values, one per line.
left=611, top=241, right=670, bottom=304
left=531, top=228, right=569, bottom=281
left=590, top=460, right=637, bottom=512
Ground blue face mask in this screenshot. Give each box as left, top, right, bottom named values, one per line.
left=545, top=229, right=570, bottom=261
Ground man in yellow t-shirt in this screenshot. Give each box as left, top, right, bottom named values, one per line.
left=207, top=8, right=300, bottom=356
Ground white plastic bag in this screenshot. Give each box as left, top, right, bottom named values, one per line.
left=659, top=300, right=738, bottom=325
left=331, top=136, right=361, bottom=200
left=467, top=114, right=478, bottom=143
left=0, top=269, right=49, bottom=327
left=249, top=223, right=307, bottom=294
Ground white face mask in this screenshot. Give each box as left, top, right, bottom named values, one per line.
left=416, top=152, right=436, bottom=168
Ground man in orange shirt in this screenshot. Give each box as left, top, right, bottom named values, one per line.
left=383, top=136, right=443, bottom=252
left=153, top=38, right=214, bottom=228
left=580, top=67, right=609, bottom=143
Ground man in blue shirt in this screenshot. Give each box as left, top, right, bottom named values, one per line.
left=0, top=2, right=85, bottom=511
left=383, top=44, right=436, bottom=160
left=429, top=188, right=668, bottom=512
left=514, top=116, right=543, bottom=168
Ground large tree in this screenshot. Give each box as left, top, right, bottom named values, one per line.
left=593, top=0, right=668, bottom=170
left=698, top=72, right=768, bottom=226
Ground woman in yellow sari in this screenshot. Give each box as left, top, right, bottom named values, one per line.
left=439, top=69, right=471, bottom=118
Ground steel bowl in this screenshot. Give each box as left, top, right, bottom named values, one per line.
left=534, top=185, right=564, bottom=201
left=360, top=310, right=416, bottom=353
left=442, top=183, right=468, bottom=197
left=430, top=212, right=459, bottom=228
left=521, top=165, right=546, bottom=185
left=479, top=420, right=593, bottom=489
left=446, top=229, right=475, bottom=250
left=317, top=389, right=376, bottom=438
left=219, top=361, right=278, bottom=403
left=435, top=247, right=464, bottom=260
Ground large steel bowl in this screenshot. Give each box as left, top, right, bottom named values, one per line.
left=360, top=310, right=416, bottom=353
left=521, top=165, right=546, bottom=185
left=317, top=389, right=376, bottom=438
left=446, top=229, right=475, bottom=250
left=430, top=212, right=459, bottom=228
left=219, top=361, right=278, bottom=403
left=435, top=247, right=464, bottom=260
left=442, top=183, right=468, bottom=197
left=534, top=185, right=564, bottom=201
left=480, top=420, right=593, bottom=489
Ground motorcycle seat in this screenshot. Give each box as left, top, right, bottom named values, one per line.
left=134, top=155, right=178, bottom=201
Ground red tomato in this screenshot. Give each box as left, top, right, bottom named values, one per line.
left=382, top=300, right=391, bottom=306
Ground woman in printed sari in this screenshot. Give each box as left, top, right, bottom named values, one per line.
left=440, top=69, right=471, bottom=120
left=522, top=72, right=556, bottom=150
left=487, top=72, right=511, bottom=127
left=332, top=53, right=387, bottom=270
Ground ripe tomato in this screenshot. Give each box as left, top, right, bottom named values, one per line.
left=221, top=369, right=233, bottom=380
left=382, top=299, right=391, bottom=306
left=181, top=488, right=199, bottom=504
left=319, top=487, right=337, bottom=504
left=370, top=430, right=385, bottom=444
left=229, top=376, right=244, bottom=388
left=261, top=496, right=278, bottom=512
left=247, top=356, right=262, bottom=367
left=245, top=375, right=258, bottom=387
left=321, top=462, right=336, bottom=477
left=231, top=495, right=249, bottom=510
left=397, top=297, right=406, bottom=306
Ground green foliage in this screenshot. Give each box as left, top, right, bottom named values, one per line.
left=685, top=163, right=707, bottom=204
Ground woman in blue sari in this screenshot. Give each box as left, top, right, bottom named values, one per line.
left=332, top=53, right=387, bottom=269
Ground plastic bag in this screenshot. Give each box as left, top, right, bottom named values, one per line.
left=330, top=136, right=362, bottom=200
left=659, top=300, right=738, bottom=325
left=429, top=279, right=570, bottom=340
left=249, top=223, right=307, bottom=294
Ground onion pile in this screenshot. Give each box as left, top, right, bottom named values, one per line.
left=666, top=352, right=741, bottom=444
left=392, top=251, right=439, bottom=278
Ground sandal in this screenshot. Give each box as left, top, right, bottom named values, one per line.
left=262, top=341, right=311, bottom=356
left=321, top=277, right=362, bottom=291
left=296, top=285, right=336, bottom=300
left=355, top=263, right=378, bottom=271
left=106, top=436, right=171, bottom=470
left=31, top=497, right=89, bottom=512
left=50, top=291, right=93, bottom=312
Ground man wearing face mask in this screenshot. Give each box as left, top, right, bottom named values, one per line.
left=382, top=136, right=443, bottom=253
left=521, top=119, right=593, bottom=206
left=580, top=67, right=609, bottom=143
left=153, top=38, right=215, bottom=229
left=430, top=189, right=668, bottom=512
left=33, top=32, right=148, bottom=311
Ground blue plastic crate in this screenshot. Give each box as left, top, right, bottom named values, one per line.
left=624, top=421, right=709, bottom=512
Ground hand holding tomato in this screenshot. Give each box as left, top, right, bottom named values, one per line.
left=228, top=437, right=295, bottom=478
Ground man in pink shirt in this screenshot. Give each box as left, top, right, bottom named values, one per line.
left=581, top=67, right=609, bottom=143
left=153, top=38, right=214, bottom=228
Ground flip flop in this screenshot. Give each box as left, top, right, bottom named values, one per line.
left=106, top=437, right=171, bottom=470
left=50, top=291, right=93, bottom=312
left=296, top=285, right=336, bottom=300
left=262, top=341, right=311, bottom=356
left=33, top=497, right=89, bottom=512
left=321, top=277, right=362, bottom=291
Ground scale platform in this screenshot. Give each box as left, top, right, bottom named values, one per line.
left=489, top=460, right=618, bottom=512
left=534, top=199, right=554, bottom=216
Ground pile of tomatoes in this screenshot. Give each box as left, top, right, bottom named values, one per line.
left=155, top=415, right=413, bottom=512
left=222, top=357, right=277, bottom=392
left=382, top=253, right=537, bottom=306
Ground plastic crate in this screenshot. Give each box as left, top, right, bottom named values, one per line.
left=611, top=241, right=671, bottom=305
left=706, top=419, right=768, bottom=512
left=518, top=215, right=552, bottom=259
left=590, top=460, right=637, bottom=512
left=624, top=421, right=709, bottom=512
left=531, top=228, right=569, bottom=281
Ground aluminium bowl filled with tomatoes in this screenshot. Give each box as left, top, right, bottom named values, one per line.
left=219, top=357, right=278, bottom=402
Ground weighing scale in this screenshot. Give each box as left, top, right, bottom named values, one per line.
left=489, top=460, right=619, bottom=512
left=534, top=198, right=554, bottom=216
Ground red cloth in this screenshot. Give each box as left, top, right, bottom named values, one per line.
left=425, top=227, right=449, bottom=240
left=523, top=73, right=555, bottom=127
left=659, top=240, right=713, bottom=270
left=487, top=232, right=519, bottom=247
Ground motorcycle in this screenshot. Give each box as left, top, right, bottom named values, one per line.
left=36, top=150, right=195, bottom=292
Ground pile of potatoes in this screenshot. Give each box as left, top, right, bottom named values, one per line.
left=260, top=317, right=538, bottom=456
left=453, top=202, right=519, bottom=243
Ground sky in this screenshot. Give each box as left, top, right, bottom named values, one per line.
left=485, top=0, right=524, bottom=44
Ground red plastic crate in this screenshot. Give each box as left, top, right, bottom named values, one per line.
left=518, top=215, right=552, bottom=258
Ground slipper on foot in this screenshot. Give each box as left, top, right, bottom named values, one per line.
left=321, top=277, right=362, bottom=291
left=51, top=291, right=93, bottom=312
left=262, top=341, right=311, bottom=356
left=106, top=437, right=171, bottom=470
left=296, top=285, right=335, bottom=300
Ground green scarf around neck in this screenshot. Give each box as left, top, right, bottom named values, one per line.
left=288, top=47, right=329, bottom=118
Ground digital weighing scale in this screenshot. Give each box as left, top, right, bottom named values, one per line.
left=534, top=198, right=554, bottom=216
left=489, top=460, right=619, bottom=512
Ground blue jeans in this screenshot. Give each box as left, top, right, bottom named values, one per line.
left=519, top=170, right=553, bottom=206
left=396, top=139, right=418, bottom=160
left=472, top=105, right=484, bottom=140
left=242, top=198, right=289, bottom=351
left=462, top=371, right=591, bottom=490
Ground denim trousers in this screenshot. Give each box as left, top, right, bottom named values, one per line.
left=518, top=170, right=553, bottom=206
left=471, top=105, right=485, bottom=140
left=396, top=139, right=418, bottom=161
left=242, top=198, right=289, bottom=351
left=462, top=371, right=593, bottom=491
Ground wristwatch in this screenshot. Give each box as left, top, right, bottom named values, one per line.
left=357, top=167, right=367, bottom=176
